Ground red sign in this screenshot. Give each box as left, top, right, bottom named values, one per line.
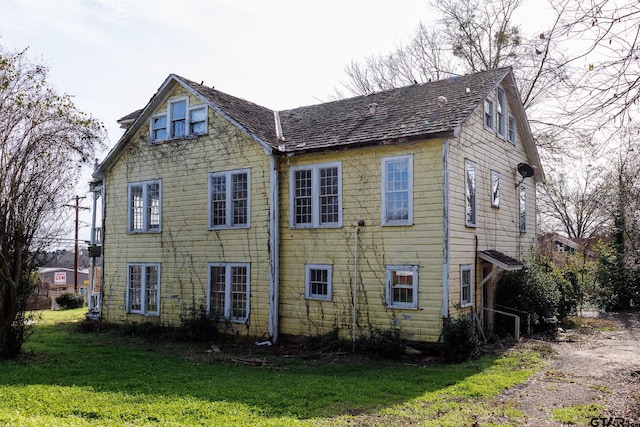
left=54, top=272, right=67, bottom=284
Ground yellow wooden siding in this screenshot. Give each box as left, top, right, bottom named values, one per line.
left=447, top=92, right=537, bottom=317
left=278, top=142, right=445, bottom=342
left=102, top=87, right=272, bottom=337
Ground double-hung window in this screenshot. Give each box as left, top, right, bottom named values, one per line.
left=128, top=179, right=161, bottom=233
left=290, top=162, right=342, bottom=228
left=305, top=264, right=333, bottom=301
left=460, top=264, right=473, bottom=307
left=508, top=114, right=517, bottom=144
left=170, top=99, right=186, bottom=138
left=496, top=87, right=506, bottom=138
left=208, top=263, right=250, bottom=322
left=382, top=155, right=413, bottom=226
left=127, top=263, right=160, bottom=316
left=151, top=115, right=167, bottom=141
left=209, top=169, right=250, bottom=229
left=386, top=265, right=418, bottom=309
left=189, top=106, right=207, bottom=135
left=484, top=99, right=494, bottom=131
left=465, top=160, right=477, bottom=227
left=519, top=184, right=527, bottom=233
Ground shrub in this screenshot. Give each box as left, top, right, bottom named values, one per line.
left=440, top=315, right=479, bottom=362
left=495, top=262, right=561, bottom=330
left=354, top=327, right=406, bottom=359
left=55, top=293, right=84, bottom=310
left=178, top=306, right=219, bottom=342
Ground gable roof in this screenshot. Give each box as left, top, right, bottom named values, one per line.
left=96, top=67, right=543, bottom=181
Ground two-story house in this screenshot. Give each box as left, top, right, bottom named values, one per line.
left=89, top=67, right=543, bottom=343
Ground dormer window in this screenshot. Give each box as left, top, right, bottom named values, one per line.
left=150, top=97, right=208, bottom=142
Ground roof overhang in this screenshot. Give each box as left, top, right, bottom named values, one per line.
left=478, top=250, right=523, bottom=271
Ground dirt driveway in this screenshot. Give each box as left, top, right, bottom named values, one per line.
left=490, top=311, right=640, bottom=426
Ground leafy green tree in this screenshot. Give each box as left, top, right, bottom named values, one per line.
left=0, top=46, right=104, bottom=358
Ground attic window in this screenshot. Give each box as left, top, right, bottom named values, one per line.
left=508, top=114, right=517, bottom=144
left=483, top=99, right=494, bottom=131
left=150, top=98, right=208, bottom=142
left=496, top=87, right=506, bottom=138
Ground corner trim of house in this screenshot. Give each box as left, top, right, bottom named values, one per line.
left=442, top=140, right=450, bottom=318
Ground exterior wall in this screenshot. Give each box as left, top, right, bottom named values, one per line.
left=277, top=141, right=445, bottom=342
left=101, top=85, right=272, bottom=337
left=447, top=89, right=538, bottom=318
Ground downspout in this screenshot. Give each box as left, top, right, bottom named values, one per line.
left=442, top=140, right=450, bottom=318
left=352, top=225, right=360, bottom=350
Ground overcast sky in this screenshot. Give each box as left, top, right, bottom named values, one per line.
left=0, top=0, right=551, bottom=246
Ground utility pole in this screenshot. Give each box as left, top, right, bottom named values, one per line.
left=68, top=196, right=88, bottom=294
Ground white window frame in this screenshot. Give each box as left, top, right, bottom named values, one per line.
left=465, top=160, right=477, bottom=227
left=169, top=98, right=187, bottom=139
left=207, top=262, right=250, bottom=323
left=519, top=184, right=527, bottom=233
left=491, top=170, right=501, bottom=208
left=126, top=263, right=161, bottom=316
left=381, top=154, right=414, bottom=226
left=460, top=264, right=473, bottom=307
left=149, top=97, right=208, bottom=142
left=385, top=265, right=419, bottom=310
left=508, top=113, right=517, bottom=145
left=150, top=114, right=167, bottom=142
left=304, top=264, right=333, bottom=301
left=290, top=162, right=342, bottom=228
left=208, top=169, right=251, bottom=230
left=484, top=98, right=494, bottom=131
left=128, top=179, right=162, bottom=233
left=496, top=87, right=506, bottom=138
left=189, top=106, right=207, bottom=135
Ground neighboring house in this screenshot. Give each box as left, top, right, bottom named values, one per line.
left=39, top=268, right=89, bottom=308
left=90, top=67, right=543, bottom=343
left=538, top=232, right=598, bottom=267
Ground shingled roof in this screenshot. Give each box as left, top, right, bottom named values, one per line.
left=102, top=67, right=540, bottom=177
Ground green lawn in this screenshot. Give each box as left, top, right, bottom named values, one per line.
left=0, top=309, right=545, bottom=426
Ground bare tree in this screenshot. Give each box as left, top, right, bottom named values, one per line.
left=539, top=168, right=608, bottom=239
left=550, top=0, right=640, bottom=132
left=0, top=47, right=104, bottom=358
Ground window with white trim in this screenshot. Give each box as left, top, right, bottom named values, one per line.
left=496, top=87, right=506, bottom=138
left=151, top=115, right=167, bottom=140
left=128, top=180, right=161, bottom=233
left=460, top=264, right=473, bottom=307
left=382, top=155, right=413, bottom=226
left=208, top=263, right=250, bottom=322
left=465, top=160, right=477, bottom=227
left=305, top=264, right=333, bottom=301
left=519, top=184, right=527, bottom=233
left=484, top=99, right=494, bottom=131
left=491, top=170, right=500, bottom=208
left=508, top=114, right=517, bottom=144
left=127, top=263, right=160, bottom=316
left=170, top=99, right=186, bottom=138
left=208, top=169, right=250, bottom=229
left=150, top=98, right=208, bottom=142
left=386, top=265, right=418, bottom=309
left=290, top=162, right=342, bottom=228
